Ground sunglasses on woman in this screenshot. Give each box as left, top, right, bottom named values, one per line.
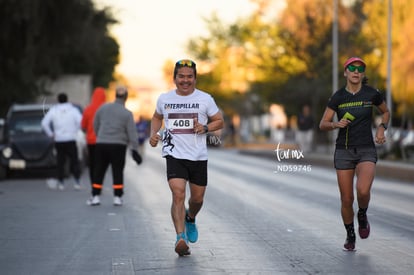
left=347, top=64, right=365, bottom=73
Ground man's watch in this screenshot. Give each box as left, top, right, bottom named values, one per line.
left=379, top=123, right=388, bottom=130
left=203, top=125, right=209, bottom=133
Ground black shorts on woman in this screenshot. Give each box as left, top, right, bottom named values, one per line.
left=334, top=147, right=377, bottom=170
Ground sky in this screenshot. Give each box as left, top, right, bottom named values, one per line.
left=93, top=0, right=269, bottom=89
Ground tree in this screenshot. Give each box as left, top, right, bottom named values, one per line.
left=0, top=0, right=119, bottom=116
left=184, top=0, right=410, bottom=131
left=186, top=9, right=287, bottom=116
left=363, top=0, right=414, bottom=125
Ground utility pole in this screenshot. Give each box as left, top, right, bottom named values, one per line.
left=330, top=0, right=339, bottom=153
left=386, top=0, right=392, bottom=132
left=333, top=0, right=338, bottom=94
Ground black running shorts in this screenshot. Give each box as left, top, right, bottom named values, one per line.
left=166, top=155, right=208, bottom=186
left=334, top=147, right=377, bottom=170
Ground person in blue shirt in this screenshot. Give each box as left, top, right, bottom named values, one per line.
left=135, top=115, right=150, bottom=155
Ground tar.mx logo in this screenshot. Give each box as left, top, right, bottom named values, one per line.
left=193, top=133, right=222, bottom=147
left=274, top=142, right=305, bottom=161
left=273, top=142, right=311, bottom=173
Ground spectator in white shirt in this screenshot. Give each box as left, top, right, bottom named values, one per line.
left=41, top=93, right=82, bottom=190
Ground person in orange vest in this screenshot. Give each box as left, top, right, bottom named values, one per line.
left=81, top=87, right=106, bottom=185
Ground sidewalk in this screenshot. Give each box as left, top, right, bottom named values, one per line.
left=235, top=143, right=414, bottom=183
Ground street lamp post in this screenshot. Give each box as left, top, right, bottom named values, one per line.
left=330, top=0, right=339, bottom=153
left=333, top=0, right=338, bottom=94
left=386, top=0, right=392, bottom=132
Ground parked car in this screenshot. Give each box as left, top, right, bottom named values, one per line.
left=0, top=104, right=87, bottom=180
left=0, top=118, right=4, bottom=141
left=399, top=129, right=414, bottom=161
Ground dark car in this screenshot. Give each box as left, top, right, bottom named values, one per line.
left=0, top=118, right=4, bottom=140
left=0, top=104, right=86, bottom=180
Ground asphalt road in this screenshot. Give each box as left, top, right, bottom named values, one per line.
left=1, top=145, right=413, bottom=274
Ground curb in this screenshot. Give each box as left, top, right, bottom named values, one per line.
left=238, top=148, right=413, bottom=183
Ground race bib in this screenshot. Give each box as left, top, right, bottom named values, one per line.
left=167, top=113, right=197, bottom=134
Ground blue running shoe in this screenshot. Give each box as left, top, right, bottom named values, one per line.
left=185, top=211, right=198, bottom=243
left=175, top=233, right=190, bottom=256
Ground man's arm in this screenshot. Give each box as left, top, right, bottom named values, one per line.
left=206, top=111, right=224, bottom=132
left=149, top=111, right=163, bottom=147
left=126, top=113, right=139, bottom=150
left=41, top=110, right=54, bottom=137
left=93, top=109, right=101, bottom=134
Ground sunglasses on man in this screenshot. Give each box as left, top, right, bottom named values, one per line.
left=175, top=59, right=196, bottom=68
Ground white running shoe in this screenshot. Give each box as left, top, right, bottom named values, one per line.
left=86, top=196, right=100, bottom=206
left=46, top=178, right=58, bottom=189
left=58, top=183, right=65, bottom=191
left=74, top=183, right=81, bottom=190
left=113, top=196, right=123, bottom=206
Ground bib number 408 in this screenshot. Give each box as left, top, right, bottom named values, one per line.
left=169, top=118, right=194, bottom=130
left=173, top=119, right=191, bottom=128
